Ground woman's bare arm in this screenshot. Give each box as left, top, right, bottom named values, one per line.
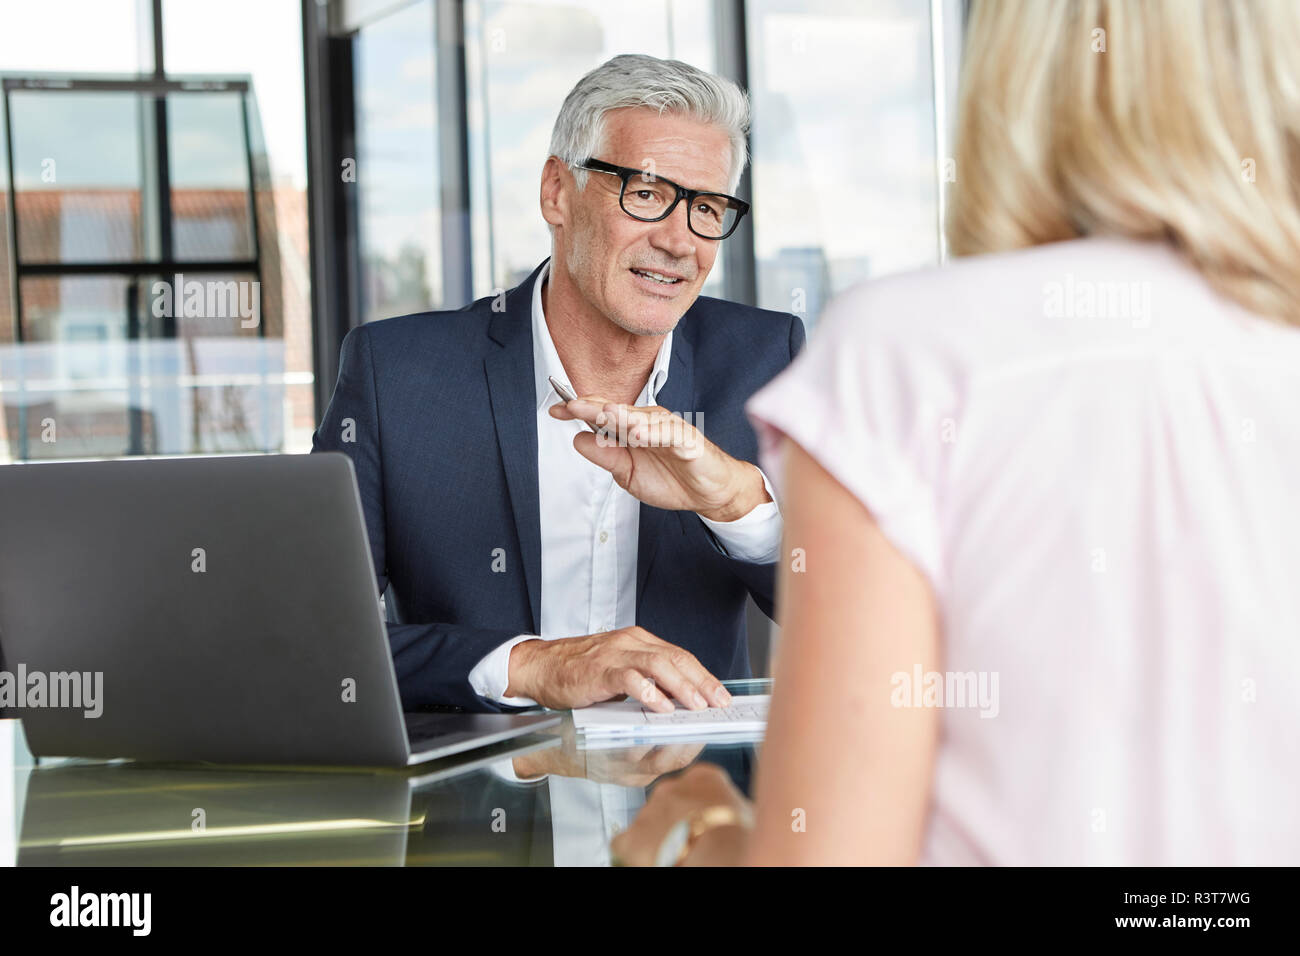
left=745, top=438, right=941, bottom=865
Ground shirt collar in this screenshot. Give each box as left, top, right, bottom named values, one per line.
left=531, top=259, right=673, bottom=412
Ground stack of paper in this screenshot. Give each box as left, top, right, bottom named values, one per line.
left=573, top=694, right=769, bottom=747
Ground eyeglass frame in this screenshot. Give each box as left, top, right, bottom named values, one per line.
left=575, top=157, right=751, bottom=240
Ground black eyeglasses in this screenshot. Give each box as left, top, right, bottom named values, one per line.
left=576, top=158, right=750, bottom=240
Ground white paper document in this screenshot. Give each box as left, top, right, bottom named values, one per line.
left=573, top=694, right=770, bottom=742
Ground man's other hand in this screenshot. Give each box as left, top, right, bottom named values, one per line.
left=505, top=626, right=734, bottom=713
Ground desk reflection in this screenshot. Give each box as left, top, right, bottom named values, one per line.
left=12, top=685, right=768, bottom=867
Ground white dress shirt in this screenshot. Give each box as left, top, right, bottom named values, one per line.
left=468, top=260, right=782, bottom=705
left=476, top=262, right=782, bottom=866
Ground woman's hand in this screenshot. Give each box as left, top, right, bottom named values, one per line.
left=610, top=763, right=752, bottom=866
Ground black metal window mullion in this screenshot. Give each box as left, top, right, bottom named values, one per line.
left=239, top=93, right=266, bottom=339
left=3, top=88, right=22, bottom=348
left=139, top=0, right=168, bottom=452
left=713, top=0, right=758, bottom=308
left=17, top=261, right=260, bottom=277
left=2, top=85, right=28, bottom=460
left=302, top=0, right=358, bottom=422
left=435, top=0, right=472, bottom=309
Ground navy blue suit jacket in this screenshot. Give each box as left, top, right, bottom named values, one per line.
left=312, top=260, right=806, bottom=711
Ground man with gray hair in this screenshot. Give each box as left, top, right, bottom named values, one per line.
left=314, top=54, right=805, bottom=715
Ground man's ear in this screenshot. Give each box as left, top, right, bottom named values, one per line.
left=540, top=156, right=569, bottom=228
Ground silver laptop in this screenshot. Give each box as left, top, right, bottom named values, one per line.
left=0, top=453, right=558, bottom=767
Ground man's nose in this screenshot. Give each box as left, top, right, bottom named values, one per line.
left=647, top=200, right=697, bottom=260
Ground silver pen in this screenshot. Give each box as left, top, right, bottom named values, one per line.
left=548, top=375, right=601, bottom=433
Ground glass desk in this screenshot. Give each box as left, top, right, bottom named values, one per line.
left=3, top=679, right=770, bottom=866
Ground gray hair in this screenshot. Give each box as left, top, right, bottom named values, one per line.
left=548, top=54, right=750, bottom=194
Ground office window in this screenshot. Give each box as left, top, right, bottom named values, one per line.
left=353, top=0, right=444, bottom=323
left=166, top=92, right=257, bottom=262
left=0, top=1, right=314, bottom=462
left=6, top=274, right=139, bottom=459
left=8, top=91, right=152, bottom=265
left=464, top=0, right=725, bottom=298
left=1, top=81, right=279, bottom=460
left=0, top=0, right=151, bottom=74
left=162, top=0, right=314, bottom=453
left=746, top=0, right=942, bottom=331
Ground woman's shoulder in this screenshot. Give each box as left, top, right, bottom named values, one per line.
left=818, top=237, right=1194, bottom=347
left=812, top=236, right=1300, bottom=410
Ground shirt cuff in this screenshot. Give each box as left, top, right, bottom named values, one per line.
left=468, top=635, right=542, bottom=706
left=488, top=756, right=549, bottom=784
left=697, top=468, right=783, bottom=564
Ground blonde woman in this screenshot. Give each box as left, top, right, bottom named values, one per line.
left=613, top=0, right=1300, bottom=866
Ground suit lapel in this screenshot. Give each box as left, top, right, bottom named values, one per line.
left=636, top=319, right=696, bottom=609
left=484, top=263, right=546, bottom=633
left=484, top=264, right=700, bottom=629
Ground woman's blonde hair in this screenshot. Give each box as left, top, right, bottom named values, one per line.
left=947, top=0, right=1300, bottom=325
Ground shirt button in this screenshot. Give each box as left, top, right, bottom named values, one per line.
left=599, top=530, right=608, bottom=544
